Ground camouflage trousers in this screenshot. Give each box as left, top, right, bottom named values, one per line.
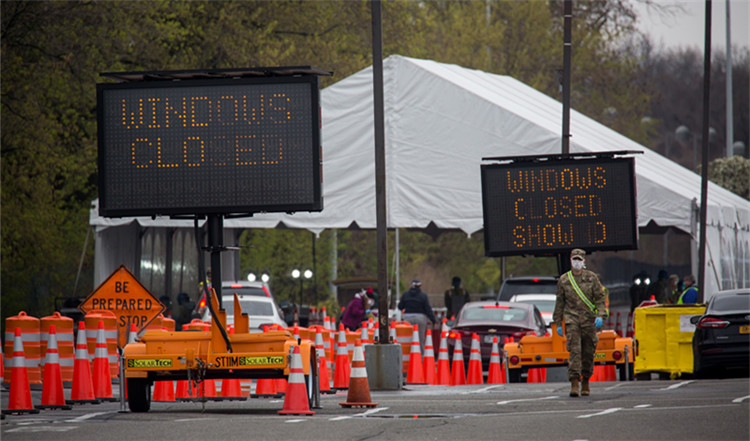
left=565, top=320, right=598, bottom=381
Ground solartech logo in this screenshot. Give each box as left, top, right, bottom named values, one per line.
left=214, top=355, right=284, bottom=368
left=127, top=358, right=173, bottom=368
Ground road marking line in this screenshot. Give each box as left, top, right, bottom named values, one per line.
left=330, top=407, right=388, bottom=421
left=284, top=419, right=307, bottom=423
left=6, top=426, right=78, bottom=433
left=577, top=407, right=622, bottom=419
left=357, top=407, right=387, bottom=416
left=64, top=412, right=112, bottom=423
left=634, top=404, right=652, bottom=408
left=497, top=396, right=559, bottom=405
left=604, top=383, right=625, bottom=391
left=467, top=385, right=504, bottom=394
left=655, top=380, right=693, bottom=391
left=732, top=395, right=750, bottom=403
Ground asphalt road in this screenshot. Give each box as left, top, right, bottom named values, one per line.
left=3, top=377, right=748, bottom=441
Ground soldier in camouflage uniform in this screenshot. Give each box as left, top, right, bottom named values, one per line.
left=553, top=248, right=606, bottom=397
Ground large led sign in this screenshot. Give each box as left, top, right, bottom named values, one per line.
left=482, top=156, right=637, bottom=256
left=97, top=75, right=322, bottom=217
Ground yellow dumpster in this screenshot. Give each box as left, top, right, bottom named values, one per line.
left=634, top=304, right=706, bottom=378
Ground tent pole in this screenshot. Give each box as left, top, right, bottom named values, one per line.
left=697, top=0, right=712, bottom=301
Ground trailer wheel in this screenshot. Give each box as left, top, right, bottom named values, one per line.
left=127, top=378, right=151, bottom=412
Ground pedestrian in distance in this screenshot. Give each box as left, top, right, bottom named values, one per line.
left=341, top=288, right=375, bottom=331
left=667, top=274, right=680, bottom=304
left=677, top=274, right=699, bottom=304
left=444, top=276, right=470, bottom=319
left=175, top=292, right=195, bottom=330
left=398, top=279, right=437, bottom=351
left=553, top=248, right=606, bottom=397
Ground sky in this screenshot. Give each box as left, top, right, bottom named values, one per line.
left=633, top=0, right=749, bottom=52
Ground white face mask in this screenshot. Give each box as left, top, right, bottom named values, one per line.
left=571, top=259, right=585, bottom=271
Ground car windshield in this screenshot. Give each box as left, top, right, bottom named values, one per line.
left=516, top=299, right=556, bottom=313
left=221, top=299, right=274, bottom=316
left=463, top=307, right=528, bottom=322
left=502, top=282, right=558, bottom=296
left=710, top=293, right=750, bottom=312
left=223, top=287, right=268, bottom=297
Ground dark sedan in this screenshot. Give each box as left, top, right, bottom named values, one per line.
left=691, top=289, right=750, bottom=378
left=447, top=301, right=547, bottom=370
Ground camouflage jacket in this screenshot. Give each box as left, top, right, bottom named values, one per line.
left=553, top=269, right=606, bottom=325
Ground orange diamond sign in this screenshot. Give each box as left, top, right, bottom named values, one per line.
left=79, top=265, right=165, bottom=347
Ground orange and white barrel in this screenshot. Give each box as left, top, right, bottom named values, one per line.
left=41, top=312, right=75, bottom=383
left=84, top=310, right=118, bottom=378
left=3, top=311, right=42, bottom=385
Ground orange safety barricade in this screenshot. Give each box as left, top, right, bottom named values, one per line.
left=84, top=310, right=118, bottom=378
left=41, top=312, right=75, bottom=384
left=4, top=312, right=42, bottom=386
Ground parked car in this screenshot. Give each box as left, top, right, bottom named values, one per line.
left=202, top=293, right=287, bottom=331
left=447, top=301, right=547, bottom=370
left=509, top=294, right=556, bottom=327
left=691, top=289, right=750, bottom=378
left=194, top=281, right=274, bottom=318
left=497, top=276, right=558, bottom=301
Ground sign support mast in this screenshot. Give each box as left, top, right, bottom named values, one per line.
left=559, top=0, right=573, bottom=274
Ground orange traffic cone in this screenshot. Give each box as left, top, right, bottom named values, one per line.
left=92, top=321, right=116, bottom=402
left=176, top=379, right=191, bottom=401
left=333, top=324, right=350, bottom=390
left=37, top=325, right=71, bottom=410
left=604, top=364, right=617, bottom=381
left=278, top=346, right=314, bottom=415
left=2, top=328, right=39, bottom=415
left=152, top=380, right=175, bottom=402
left=406, top=325, right=425, bottom=385
left=614, top=312, right=623, bottom=337
left=435, top=331, right=451, bottom=385
left=422, top=329, right=436, bottom=385
left=626, top=313, right=634, bottom=338
left=487, top=337, right=505, bottom=384
left=315, top=330, right=333, bottom=394
left=527, top=367, right=547, bottom=383
left=68, top=322, right=98, bottom=404
left=360, top=323, right=370, bottom=345
left=450, top=336, right=466, bottom=386
left=466, top=333, right=484, bottom=385
left=339, top=339, right=377, bottom=408
left=218, top=377, right=245, bottom=400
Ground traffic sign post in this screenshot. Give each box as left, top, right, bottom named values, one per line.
left=79, top=265, right=165, bottom=348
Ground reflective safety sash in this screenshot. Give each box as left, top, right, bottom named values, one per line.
left=567, top=271, right=597, bottom=313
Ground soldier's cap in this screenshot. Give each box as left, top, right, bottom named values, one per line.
left=571, top=248, right=586, bottom=260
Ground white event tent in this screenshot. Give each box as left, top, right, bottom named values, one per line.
left=90, top=55, right=750, bottom=296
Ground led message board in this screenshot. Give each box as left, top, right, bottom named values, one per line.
left=481, top=157, right=637, bottom=256
left=97, top=75, right=322, bottom=217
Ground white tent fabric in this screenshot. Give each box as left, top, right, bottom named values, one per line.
left=90, top=55, right=750, bottom=291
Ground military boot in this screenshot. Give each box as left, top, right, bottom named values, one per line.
left=569, top=378, right=580, bottom=397
left=581, top=379, right=590, bottom=396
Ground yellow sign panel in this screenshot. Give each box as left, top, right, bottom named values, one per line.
left=127, top=359, right=173, bottom=369
left=79, top=265, right=165, bottom=348
left=213, top=355, right=285, bottom=369
left=594, top=352, right=606, bottom=360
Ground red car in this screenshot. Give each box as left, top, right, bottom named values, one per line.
left=447, top=301, right=547, bottom=370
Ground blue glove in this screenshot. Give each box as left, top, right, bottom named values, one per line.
left=365, top=309, right=371, bottom=315
left=556, top=326, right=564, bottom=337
left=594, top=317, right=603, bottom=329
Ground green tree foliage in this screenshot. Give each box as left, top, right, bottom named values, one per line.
left=2, top=0, right=654, bottom=320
